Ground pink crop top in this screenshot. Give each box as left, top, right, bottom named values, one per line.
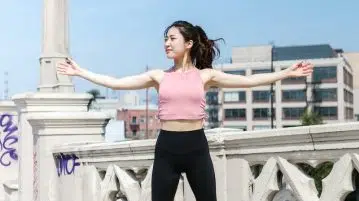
left=157, top=67, right=207, bottom=121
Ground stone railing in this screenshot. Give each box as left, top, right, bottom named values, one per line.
left=48, top=122, right=359, bottom=201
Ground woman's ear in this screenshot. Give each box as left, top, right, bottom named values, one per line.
left=186, top=40, right=194, bottom=49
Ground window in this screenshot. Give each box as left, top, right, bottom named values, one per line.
left=224, top=92, right=246, bottom=103
left=252, top=69, right=271, bottom=74
left=207, top=108, right=219, bottom=122
left=313, top=66, right=337, bottom=83
left=224, top=70, right=245, bottom=76
left=282, top=76, right=306, bottom=84
left=253, top=108, right=274, bottom=120
left=344, top=89, right=354, bottom=104
left=282, top=108, right=305, bottom=120
left=224, top=109, right=246, bottom=120
left=313, top=88, right=337, bottom=102
left=206, top=91, right=218, bottom=105
left=313, top=107, right=337, bottom=120
left=131, top=116, right=137, bottom=124
left=282, top=90, right=306, bottom=102
left=140, top=115, right=145, bottom=123
left=253, top=91, right=273, bottom=102
left=345, top=107, right=354, bottom=119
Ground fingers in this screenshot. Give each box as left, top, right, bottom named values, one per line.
left=65, top=57, right=74, bottom=65
left=302, top=69, right=313, bottom=75
left=290, top=61, right=314, bottom=77
left=66, top=57, right=79, bottom=68
left=56, top=61, right=71, bottom=75
left=297, top=61, right=314, bottom=70
left=57, top=62, right=69, bottom=68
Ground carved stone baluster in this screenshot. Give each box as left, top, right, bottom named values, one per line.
left=320, top=153, right=355, bottom=201
left=252, top=157, right=280, bottom=201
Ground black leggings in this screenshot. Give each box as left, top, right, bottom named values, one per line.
left=151, top=129, right=217, bottom=201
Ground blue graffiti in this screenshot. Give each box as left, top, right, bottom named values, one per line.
left=56, top=153, right=80, bottom=176
left=0, top=114, right=18, bottom=167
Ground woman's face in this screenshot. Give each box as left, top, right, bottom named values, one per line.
left=164, top=27, right=192, bottom=59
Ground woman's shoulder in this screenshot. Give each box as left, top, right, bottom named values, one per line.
left=199, top=68, right=217, bottom=76
left=147, top=69, right=165, bottom=75
left=148, top=67, right=174, bottom=74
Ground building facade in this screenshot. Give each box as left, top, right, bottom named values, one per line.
left=117, top=104, right=161, bottom=140
left=206, top=44, right=355, bottom=131
left=343, top=52, right=359, bottom=121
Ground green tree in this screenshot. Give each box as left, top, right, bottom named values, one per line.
left=300, top=108, right=323, bottom=126
left=87, top=89, right=101, bottom=110
left=297, top=162, right=333, bottom=197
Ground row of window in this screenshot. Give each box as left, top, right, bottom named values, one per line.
left=313, top=88, right=337, bottom=102
left=223, top=88, right=339, bottom=103
left=344, top=68, right=353, bottom=88
left=224, top=107, right=341, bottom=120
left=225, top=108, right=274, bottom=120
left=223, top=66, right=339, bottom=83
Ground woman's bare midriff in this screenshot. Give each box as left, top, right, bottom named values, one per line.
left=160, top=119, right=203, bottom=131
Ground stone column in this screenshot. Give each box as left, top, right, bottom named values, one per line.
left=27, top=112, right=109, bottom=201
left=39, top=0, right=74, bottom=93
left=12, top=93, right=94, bottom=201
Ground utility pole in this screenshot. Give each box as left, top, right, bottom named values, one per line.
left=4, top=71, right=8, bottom=100
left=270, top=42, right=275, bottom=129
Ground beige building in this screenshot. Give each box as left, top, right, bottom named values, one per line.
left=206, top=44, right=355, bottom=131
left=343, top=52, right=359, bottom=120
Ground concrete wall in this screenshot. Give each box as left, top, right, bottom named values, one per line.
left=0, top=101, right=18, bottom=201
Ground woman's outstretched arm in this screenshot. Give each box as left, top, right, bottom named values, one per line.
left=57, top=58, right=161, bottom=90
left=207, top=61, right=313, bottom=88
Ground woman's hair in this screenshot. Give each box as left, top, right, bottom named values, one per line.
left=164, top=20, right=224, bottom=69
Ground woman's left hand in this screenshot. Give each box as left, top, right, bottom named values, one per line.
left=286, top=61, right=314, bottom=78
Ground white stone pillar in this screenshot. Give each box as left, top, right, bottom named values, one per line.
left=39, top=0, right=73, bottom=92
left=27, top=112, right=109, bottom=201
left=12, top=92, right=94, bottom=201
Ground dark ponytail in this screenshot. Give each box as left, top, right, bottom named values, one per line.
left=164, top=21, right=224, bottom=69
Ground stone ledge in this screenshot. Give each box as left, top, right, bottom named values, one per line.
left=12, top=92, right=92, bottom=112
left=27, top=112, right=110, bottom=136
left=51, top=122, right=359, bottom=165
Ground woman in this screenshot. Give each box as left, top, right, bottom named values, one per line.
left=57, top=20, right=313, bottom=201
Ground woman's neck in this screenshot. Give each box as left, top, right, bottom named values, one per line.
left=173, top=57, right=195, bottom=72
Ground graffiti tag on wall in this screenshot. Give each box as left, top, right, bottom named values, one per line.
left=0, top=114, right=18, bottom=167
left=55, top=153, right=80, bottom=176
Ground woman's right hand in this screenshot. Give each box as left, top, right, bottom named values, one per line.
left=57, top=58, right=83, bottom=76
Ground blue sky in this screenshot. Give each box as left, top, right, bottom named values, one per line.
left=1, top=0, right=358, bottom=101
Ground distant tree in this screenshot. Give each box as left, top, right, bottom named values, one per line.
left=300, top=108, right=323, bottom=126
left=87, top=89, right=101, bottom=110
left=298, top=108, right=329, bottom=196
